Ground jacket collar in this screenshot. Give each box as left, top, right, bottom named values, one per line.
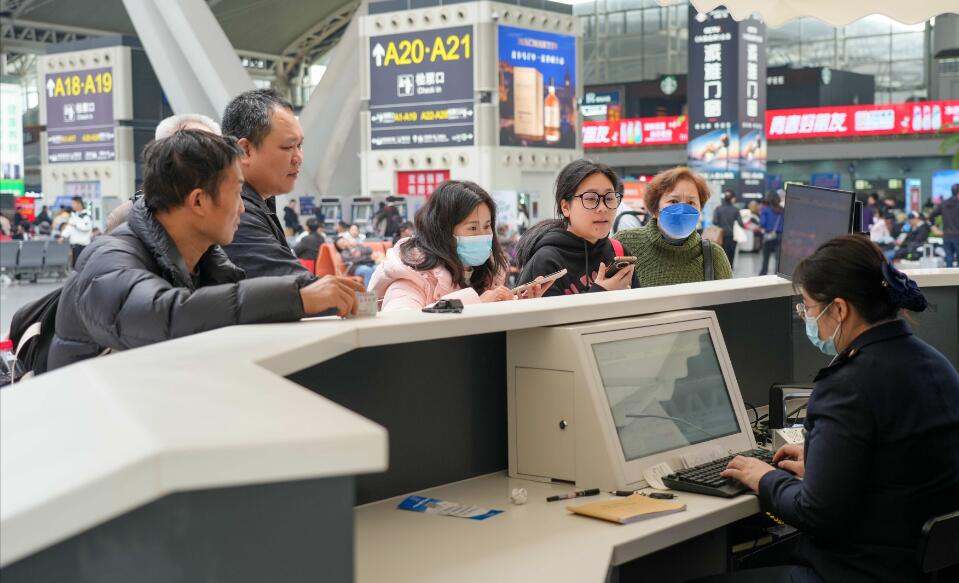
left=126, top=199, right=244, bottom=289
left=241, top=182, right=277, bottom=215
left=847, top=318, right=912, bottom=353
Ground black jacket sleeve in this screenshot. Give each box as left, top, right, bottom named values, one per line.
left=225, top=207, right=313, bottom=279
left=69, top=245, right=306, bottom=350
left=758, top=379, right=874, bottom=539
left=518, top=248, right=567, bottom=297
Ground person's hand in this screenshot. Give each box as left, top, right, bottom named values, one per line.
left=299, top=275, right=366, bottom=317
left=516, top=277, right=556, bottom=300
left=772, top=443, right=805, bottom=477
left=480, top=286, right=515, bottom=303
left=720, top=456, right=777, bottom=493
left=593, top=262, right=635, bottom=291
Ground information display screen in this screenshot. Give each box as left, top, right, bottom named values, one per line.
left=369, top=26, right=475, bottom=150
left=44, top=67, right=116, bottom=163
left=592, top=329, right=740, bottom=461
left=778, top=184, right=855, bottom=279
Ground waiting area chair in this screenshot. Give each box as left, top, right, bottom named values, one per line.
left=0, top=240, right=72, bottom=283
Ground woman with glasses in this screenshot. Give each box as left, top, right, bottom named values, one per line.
left=707, top=235, right=959, bottom=583
left=515, top=159, right=636, bottom=296
left=614, top=166, right=731, bottom=287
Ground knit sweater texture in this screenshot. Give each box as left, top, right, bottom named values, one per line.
left=613, top=217, right=732, bottom=287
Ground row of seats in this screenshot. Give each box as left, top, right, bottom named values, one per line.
left=299, top=240, right=394, bottom=280
left=0, top=240, right=72, bottom=282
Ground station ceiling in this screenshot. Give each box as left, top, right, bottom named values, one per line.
left=2, top=0, right=356, bottom=58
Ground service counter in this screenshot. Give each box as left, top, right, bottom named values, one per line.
left=2, top=271, right=957, bottom=582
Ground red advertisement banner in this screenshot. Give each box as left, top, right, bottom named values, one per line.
left=396, top=170, right=451, bottom=196
left=583, top=116, right=688, bottom=148
left=766, top=100, right=959, bottom=140
left=582, top=100, right=959, bottom=149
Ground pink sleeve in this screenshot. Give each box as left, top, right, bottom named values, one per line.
left=439, top=286, right=482, bottom=305
left=380, top=279, right=431, bottom=312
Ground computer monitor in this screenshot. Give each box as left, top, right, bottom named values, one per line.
left=507, top=310, right=756, bottom=490
left=777, top=184, right=856, bottom=280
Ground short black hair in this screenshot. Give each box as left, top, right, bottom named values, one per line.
left=952, top=183, right=958, bottom=197
left=141, top=129, right=243, bottom=213
left=306, top=218, right=320, bottom=232
left=221, top=88, right=294, bottom=147
left=71, top=196, right=83, bottom=205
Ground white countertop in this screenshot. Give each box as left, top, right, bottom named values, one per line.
left=355, top=472, right=759, bottom=583
left=2, top=271, right=956, bottom=567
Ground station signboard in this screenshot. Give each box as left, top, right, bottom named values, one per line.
left=369, top=26, right=474, bottom=150
left=44, top=66, right=116, bottom=163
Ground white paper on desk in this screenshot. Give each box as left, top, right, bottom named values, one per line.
left=643, top=462, right=675, bottom=490
left=398, top=495, right=503, bottom=521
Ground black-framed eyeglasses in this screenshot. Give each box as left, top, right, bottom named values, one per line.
left=572, top=191, right=623, bottom=210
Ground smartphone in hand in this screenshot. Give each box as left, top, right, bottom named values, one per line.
left=604, top=256, right=637, bottom=278
left=511, top=268, right=568, bottom=294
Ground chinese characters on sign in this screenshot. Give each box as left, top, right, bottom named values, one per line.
left=44, top=67, right=116, bottom=163
left=498, top=26, right=578, bottom=149
left=687, top=7, right=766, bottom=196
left=1, top=83, right=25, bottom=195
left=369, top=27, right=475, bottom=150
left=582, top=116, right=688, bottom=148
left=766, top=101, right=959, bottom=140
left=396, top=170, right=451, bottom=196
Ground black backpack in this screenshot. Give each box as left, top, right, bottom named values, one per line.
left=2, top=287, right=62, bottom=385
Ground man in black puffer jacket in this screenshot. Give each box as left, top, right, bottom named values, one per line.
left=48, top=130, right=364, bottom=371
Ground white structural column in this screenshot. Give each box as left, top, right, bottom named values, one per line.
left=295, top=10, right=363, bottom=197
left=121, top=0, right=254, bottom=120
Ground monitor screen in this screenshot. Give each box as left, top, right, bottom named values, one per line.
left=591, top=328, right=741, bottom=461
left=777, top=184, right=855, bottom=279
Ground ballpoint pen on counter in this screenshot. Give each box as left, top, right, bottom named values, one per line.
left=609, top=491, right=677, bottom=499
left=546, top=488, right=600, bottom=502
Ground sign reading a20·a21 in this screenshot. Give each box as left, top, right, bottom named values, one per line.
left=45, top=66, right=116, bottom=163
left=369, top=26, right=474, bottom=150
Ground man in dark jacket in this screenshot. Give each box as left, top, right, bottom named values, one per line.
left=929, top=183, right=959, bottom=267
left=293, top=218, right=324, bottom=261
left=221, top=89, right=313, bottom=278
left=712, top=190, right=746, bottom=267
left=892, top=211, right=931, bottom=261
left=48, top=130, right=363, bottom=371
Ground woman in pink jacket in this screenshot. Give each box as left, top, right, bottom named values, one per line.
left=370, top=181, right=545, bottom=311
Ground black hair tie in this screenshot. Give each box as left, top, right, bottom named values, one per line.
left=881, top=263, right=928, bottom=312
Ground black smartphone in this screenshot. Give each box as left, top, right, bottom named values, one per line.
left=604, top=256, right=636, bottom=278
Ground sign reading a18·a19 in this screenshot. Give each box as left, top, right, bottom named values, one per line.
left=369, top=26, right=474, bottom=150
left=45, top=67, right=116, bottom=163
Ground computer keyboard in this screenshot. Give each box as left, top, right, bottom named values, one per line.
left=662, top=449, right=775, bottom=498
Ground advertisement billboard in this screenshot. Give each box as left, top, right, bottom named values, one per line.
left=583, top=116, right=688, bottom=148
left=498, top=25, right=577, bottom=149
left=369, top=26, right=474, bottom=150
left=687, top=6, right=765, bottom=195
left=932, top=170, right=959, bottom=203
left=767, top=100, right=959, bottom=140
left=1, top=83, right=25, bottom=195
left=44, top=66, right=116, bottom=163
left=396, top=169, right=450, bottom=196
left=581, top=89, right=622, bottom=122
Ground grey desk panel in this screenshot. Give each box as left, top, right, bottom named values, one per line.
left=289, top=333, right=508, bottom=505
left=1, top=476, right=354, bottom=583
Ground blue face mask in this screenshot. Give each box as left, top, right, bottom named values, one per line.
left=456, top=234, right=493, bottom=267
left=804, top=301, right=840, bottom=356
left=658, top=203, right=701, bottom=240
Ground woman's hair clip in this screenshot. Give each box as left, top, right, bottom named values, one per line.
left=881, top=262, right=928, bottom=313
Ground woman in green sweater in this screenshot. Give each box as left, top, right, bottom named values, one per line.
left=614, top=166, right=731, bottom=287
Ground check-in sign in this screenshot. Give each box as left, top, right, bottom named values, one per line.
left=369, top=26, right=474, bottom=150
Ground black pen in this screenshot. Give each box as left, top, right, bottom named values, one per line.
left=609, top=490, right=676, bottom=499
left=547, top=488, right=600, bottom=502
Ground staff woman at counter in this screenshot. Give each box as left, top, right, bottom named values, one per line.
left=614, top=167, right=731, bottom=287
left=718, top=235, right=959, bottom=583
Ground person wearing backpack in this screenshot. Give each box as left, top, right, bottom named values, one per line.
left=44, top=129, right=365, bottom=372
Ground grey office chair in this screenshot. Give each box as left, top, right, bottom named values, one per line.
left=918, top=510, right=959, bottom=583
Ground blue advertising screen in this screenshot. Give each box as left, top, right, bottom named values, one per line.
left=498, top=26, right=576, bottom=148
left=932, top=169, right=959, bottom=202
